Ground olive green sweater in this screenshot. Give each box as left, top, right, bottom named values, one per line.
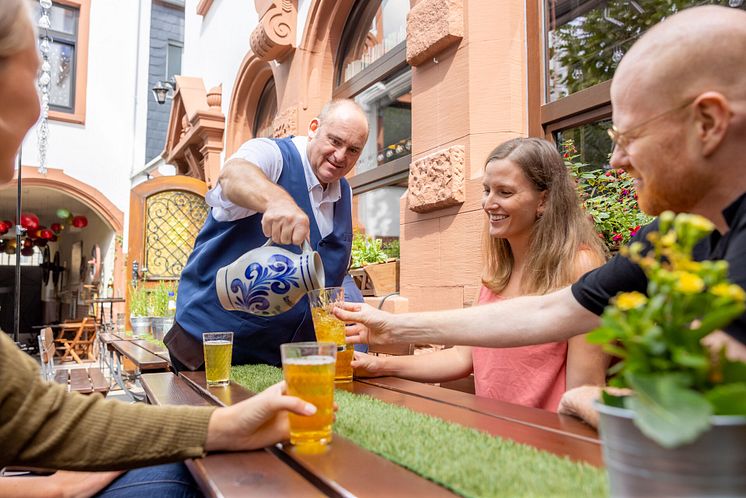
left=0, top=333, right=216, bottom=470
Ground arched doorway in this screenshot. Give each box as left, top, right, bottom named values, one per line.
left=0, top=167, right=124, bottom=346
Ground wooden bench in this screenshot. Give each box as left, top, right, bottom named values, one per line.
left=53, top=367, right=110, bottom=395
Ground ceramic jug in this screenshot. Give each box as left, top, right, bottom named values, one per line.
left=215, top=239, right=325, bottom=316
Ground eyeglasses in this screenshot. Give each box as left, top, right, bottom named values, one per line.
left=607, top=97, right=696, bottom=152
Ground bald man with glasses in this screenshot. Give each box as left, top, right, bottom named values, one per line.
left=334, top=5, right=746, bottom=426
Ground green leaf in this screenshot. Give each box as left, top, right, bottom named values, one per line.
left=625, top=372, right=712, bottom=448
left=671, top=347, right=709, bottom=370
left=601, top=391, right=625, bottom=408
left=586, top=326, right=617, bottom=344
left=705, top=383, right=746, bottom=415
left=696, top=303, right=746, bottom=336
left=722, top=359, right=746, bottom=383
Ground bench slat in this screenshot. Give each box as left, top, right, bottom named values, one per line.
left=53, top=369, right=69, bottom=387
left=69, top=368, right=94, bottom=394
left=87, top=367, right=110, bottom=394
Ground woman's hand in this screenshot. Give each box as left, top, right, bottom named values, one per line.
left=351, top=351, right=385, bottom=378
left=205, top=381, right=317, bottom=452
left=334, top=302, right=398, bottom=345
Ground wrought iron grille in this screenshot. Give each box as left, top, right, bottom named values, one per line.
left=145, top=190, right=208, bottom=278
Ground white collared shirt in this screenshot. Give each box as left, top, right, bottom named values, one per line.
left=206, top=136, right=343, bottom=238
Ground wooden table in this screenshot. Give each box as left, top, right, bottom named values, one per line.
left=141, top=372, right=602, bottom=497
left=109, top=339, right=171, bottom=401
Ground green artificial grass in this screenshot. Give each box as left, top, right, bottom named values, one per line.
left=232, top=364, right=608, bottom=498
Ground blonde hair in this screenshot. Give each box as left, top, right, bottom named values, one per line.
left=481, top=138, right=606, bottom=295
left=0, top=0, right=33, bottom=62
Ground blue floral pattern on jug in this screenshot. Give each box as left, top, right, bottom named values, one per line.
left=230, top=254, right=299, bottom=316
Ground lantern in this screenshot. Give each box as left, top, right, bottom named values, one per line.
left=20, top=213, right=39, bottom=231
left=56, top=208, right=71, bottom=219
left=71, top=215, right=88, bottom=228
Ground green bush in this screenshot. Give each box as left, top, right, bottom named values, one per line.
left=563, top=140, right=653, bottom=251
left=129, top=284, right=150, bottom=317
left=150, top=281, right=177, bottom=317
left=351, top=231, right=389, bottom=268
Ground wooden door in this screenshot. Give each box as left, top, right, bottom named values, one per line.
left=127, top=176, right=209, bottom=321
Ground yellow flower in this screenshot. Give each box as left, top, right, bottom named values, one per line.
left=674, top=271, right=705, bottom=294
left=711, top=283, right=746, bottom=303
left=615, top=291, right=648, bottom=310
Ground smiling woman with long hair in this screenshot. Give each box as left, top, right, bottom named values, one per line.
left=351, top=137, right=609, bottom=410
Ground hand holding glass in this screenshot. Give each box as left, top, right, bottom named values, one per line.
left=281, top=342, right=336, bottom=453
left=308, top=287, right=354, bottom=383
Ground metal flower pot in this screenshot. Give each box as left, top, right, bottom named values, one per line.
left=130, top=316, right=151, bottom=336
left=597, top=402, right=746, bottom=497
left=152, top=317, right=173, bottom=341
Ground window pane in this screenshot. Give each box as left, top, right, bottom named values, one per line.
left=32, top=3, right=78, bottom=35
left=354, top=68, right=411, bottom=173
left=340, top=0, right=409, bottom=83
left=253, top=79, right=277, bottom=139
left=545, top=1, right=745, bottom=102
left=554, top=119, right=612, bottom=168
left=48, top=41, right=75, bottom=109
left=355, top=187, right=406, bottom=241
left=167, top=42, right=183, bottom=80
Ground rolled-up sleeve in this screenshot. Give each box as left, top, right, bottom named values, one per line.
left=207, top=138, right=284, bottom=222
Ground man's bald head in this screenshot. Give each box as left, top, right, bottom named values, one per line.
left=613, top=6, right=746, bottom=107
left=318, top=99, right=369, bottom=133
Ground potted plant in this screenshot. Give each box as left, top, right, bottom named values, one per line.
left=128, top=284, right=151, bottom=337
left=589, top=212, right=746, bottom=497
left=350, top=231, right=399, bottom=296
left=563, top=140, right=653, bottom=252
left=149, top=281, right=177, bottom=340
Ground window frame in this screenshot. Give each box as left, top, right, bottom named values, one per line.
left=333, top=1, right=411, bottom=195
left=45, top=0, right=90, bottom=125
left=528, top=0, right=612, bottom=142
left=166, top=39, right=183, bottom=81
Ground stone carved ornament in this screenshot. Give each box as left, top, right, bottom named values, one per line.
left=250, top=0, right=296, bottom=62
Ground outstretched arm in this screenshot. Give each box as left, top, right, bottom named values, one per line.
left=352, top=347, right=474, bottom=383
left=336, top=286, right=601, bottom=348
left=219, top=158, right=310, bottom=246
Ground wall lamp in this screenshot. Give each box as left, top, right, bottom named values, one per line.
left=152, top=78, right=176, bottom=105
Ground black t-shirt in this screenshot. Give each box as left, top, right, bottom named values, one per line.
left=572, top=192, right=746, bottom=344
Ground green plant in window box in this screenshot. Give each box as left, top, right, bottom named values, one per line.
left=350, top=231, right=399, bottom=296
left=350, top=230, right=389, bottom=269
left=128, top=284, right=151, bottom=318
left=563, top=139, right=653, bottom=252
left=590, top=211, right=746, bottom=447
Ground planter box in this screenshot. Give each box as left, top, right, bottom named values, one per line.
left=597, top=402, right=746, bottom=497
left=351, top=260, right=400, bottom=297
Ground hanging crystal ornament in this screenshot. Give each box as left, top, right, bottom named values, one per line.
left=36, top=0, right=52, bottom=175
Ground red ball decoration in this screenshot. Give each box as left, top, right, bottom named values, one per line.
left=34, top=238, right=48, bottom=247
left=50, top=234, right=58, bottom=242
left=23, top=238, right=33, bottom=249
left=51, top=223, right=63, bottom=234
left=20, top=213, right=39, bottom=231
left=21, top=246, right=34, bottom=257
left=1, top=220, right=11, bottom=231
left=71, top=215, right=88, bottom=228
left=39, top=228, right=54, bottom=240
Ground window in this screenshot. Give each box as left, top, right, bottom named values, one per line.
left=166, top=41, right=183, bottom=81
left=335, top=0, right=411, bottom=243
left=32, top=0, right=90, bottom=124
left=535, top=0, right=745, bottom=162
left=253, top=78, right=278, bottom=139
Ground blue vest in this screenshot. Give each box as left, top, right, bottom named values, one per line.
left=174, top=137, right=353, bottom=366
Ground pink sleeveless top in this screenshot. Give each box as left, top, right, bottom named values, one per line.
left=471, top=286, right=567, bottom=411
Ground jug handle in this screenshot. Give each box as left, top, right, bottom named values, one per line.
left=261, top=238, right=313, bottom=253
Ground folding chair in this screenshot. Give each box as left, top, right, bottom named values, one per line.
left=55, top=317, right=97, bottom=364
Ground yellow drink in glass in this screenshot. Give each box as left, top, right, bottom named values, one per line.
left=308, top=287, right=353, bottom=383
left=202, top=332, right=233, bottom=386
left=281, top=342, right=336, bottom=453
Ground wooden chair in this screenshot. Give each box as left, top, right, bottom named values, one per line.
left=55, top=317, right=97, bottom=364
